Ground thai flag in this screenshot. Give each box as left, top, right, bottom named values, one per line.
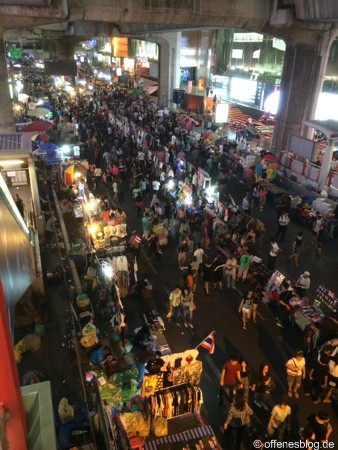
left=200, top=332, right=215, bottom=354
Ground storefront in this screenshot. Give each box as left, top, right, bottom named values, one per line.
left=130, top=40, right=159, bottom=81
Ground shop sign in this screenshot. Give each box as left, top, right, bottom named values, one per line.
left=211, top=74, right=229, bottom=89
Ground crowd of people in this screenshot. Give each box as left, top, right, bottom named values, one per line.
left=20, top=64, right=338, bottom=448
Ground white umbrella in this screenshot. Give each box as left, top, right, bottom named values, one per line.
left=27, top=107, right=50, bottom=117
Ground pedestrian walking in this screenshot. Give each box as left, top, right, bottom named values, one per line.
left=252, top=363, right=274, bottom=411
left=193, top=243, right=205, bottom=273
left=311, top=212, right=323, bottom=245
left=267, top=237, right=280, bottom=269
left=289, top=232, right=303, bottom=267
left=223, top=392, right=253, bottom=450
left=135, top=191, right=143, bottom=216
left=275, top=211, right=290, bottom=243
left=224, top=254, right=237, bottom=289
left=242, top=193, right=252, bottom=216
left=306, top=411, right=333, bottom=443
left=286, top=350, right=306, bottom=398
left=238, top=291, right=254, bottom=330
left=167, top=286, right=183, bottom=327
left=141, top=212, right=150, bottom=239
left=237, top=252, right=253, bottom=282
left=181, top=287, right=195, bottom=329
left=13, top=193, right=25, bottom=218
left=220, top=355, right=241, bottom=404
left=307, top=351, right=330, bottom=403
left=322, top=353, right=338, bottom=403
left=202, top=258, right=213, bottom=296
left=236, top=360, right=251, bottom=403
left=258, top=185, right=267, bottom=211
left=267, top=399, right=291, bottom=440
left=212, top=256, right=224, bottom=291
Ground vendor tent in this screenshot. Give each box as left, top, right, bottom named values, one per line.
left=63, top=162, right=88, bottom=185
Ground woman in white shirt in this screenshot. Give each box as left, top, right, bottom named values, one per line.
left=285, top=351, right=306, bottom=399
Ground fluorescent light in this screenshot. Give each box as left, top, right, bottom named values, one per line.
left=0, top=160, right=24, bottom=166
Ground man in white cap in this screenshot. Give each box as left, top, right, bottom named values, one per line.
left=295, top=271, right=311, bottom=297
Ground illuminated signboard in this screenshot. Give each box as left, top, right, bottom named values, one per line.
left=230, top=77, right=257, bottom=104
left=112, top=37, right=129, bottom=58
left=10, top=48, right=22, bottom=60
left=215, top=103, right=229, bottom=124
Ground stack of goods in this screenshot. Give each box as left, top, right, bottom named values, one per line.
left=96, top=367, right=140, bottom=410
left=311, top=198, right=333, bottom=217
left=299, top=306, right=324, bottom=322
left=247, top=262, right=272, bottom=287
left=316, top=285, right=338, bottom=313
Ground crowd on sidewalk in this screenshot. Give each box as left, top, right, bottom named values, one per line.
left=20, top=66, right=338, bottom=448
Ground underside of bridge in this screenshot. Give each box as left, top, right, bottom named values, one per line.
left=1, top=0, right=338, bottom=43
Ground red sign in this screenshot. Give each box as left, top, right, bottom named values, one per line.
left=0, top=279, right=27, bottom=449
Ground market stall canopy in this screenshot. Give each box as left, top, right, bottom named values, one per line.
left=304, top=119, right=338, bottom=141
left=202, top=133, right=220, bottom=141
left=31, top=133, right=48, bottom=142
left=45, top=151, right=62, bottom=165
left=22, top=120, right=54, bottom=132
left=129, top=88, right=144, bottom=97
left=263, top=153, right=276, bottom=161
left=63, top=161, right=88, bottom=185
left=40, top=103, right=53, bottom=111
left=39, top=143, right=60, bottom=152
left=183, top=117, right=199, bottom=127
left=27, top=107, right=51, bottom=117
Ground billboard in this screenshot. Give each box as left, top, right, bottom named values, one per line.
left=44, top=60, right=77, bottom=77
left=215, top=103, right=229, bottom=123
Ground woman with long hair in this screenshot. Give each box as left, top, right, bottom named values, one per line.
left=237, top=360, right=251, bottom=403
left=223, top=392, right=253, bottom=449
left=181, top=287, right=195, bottom=329
left=252, top=363, right=274, bottom=411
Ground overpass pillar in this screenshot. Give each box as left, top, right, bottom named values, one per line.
left=157, top=32, right=181, bottom=109
left=54, top=37, right=80, bottom=61
left=272, top=32, right=332, bottom=156
left=0, top=35, right=15, bottom=132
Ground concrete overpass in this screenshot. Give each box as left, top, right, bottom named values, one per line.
left=2, top=0, right=338, bottom=152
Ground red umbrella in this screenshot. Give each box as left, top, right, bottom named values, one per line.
left=23, top=120, right=54, bottom=132
left=263, top=153, right=276, bottom=161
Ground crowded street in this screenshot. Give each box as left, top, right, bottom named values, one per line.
left=10, top=66, right=338, bottom=450
left=9, top=67, right=338, bottom=449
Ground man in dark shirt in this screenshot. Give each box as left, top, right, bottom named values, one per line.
left=315, top=312, right=338, bottom=348
left=276, top=282, right=295, bottom=328
left=133, top=325, right=153, bottom=351
left=307, top=411, right=332, bottom=443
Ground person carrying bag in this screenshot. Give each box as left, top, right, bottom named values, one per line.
left=224, top=393, right=253, bottom=449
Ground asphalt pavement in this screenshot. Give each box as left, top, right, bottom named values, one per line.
left=15, top=162, right=338, bottom=449
left=115, top=170, right=338, bottom=448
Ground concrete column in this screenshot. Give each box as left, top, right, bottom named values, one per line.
left=0, top=34, right=15, bottom=133
left=157, top=32, right=181, bottom=109
left=28, top=158, right=41, bottom=218
left=196, top=29, right=213, bottom=89
left=54, top=37, right=80, bottom=61
left=318, top=139, right=334, bottom=191
left=272, top=31, right=332, bottom=156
